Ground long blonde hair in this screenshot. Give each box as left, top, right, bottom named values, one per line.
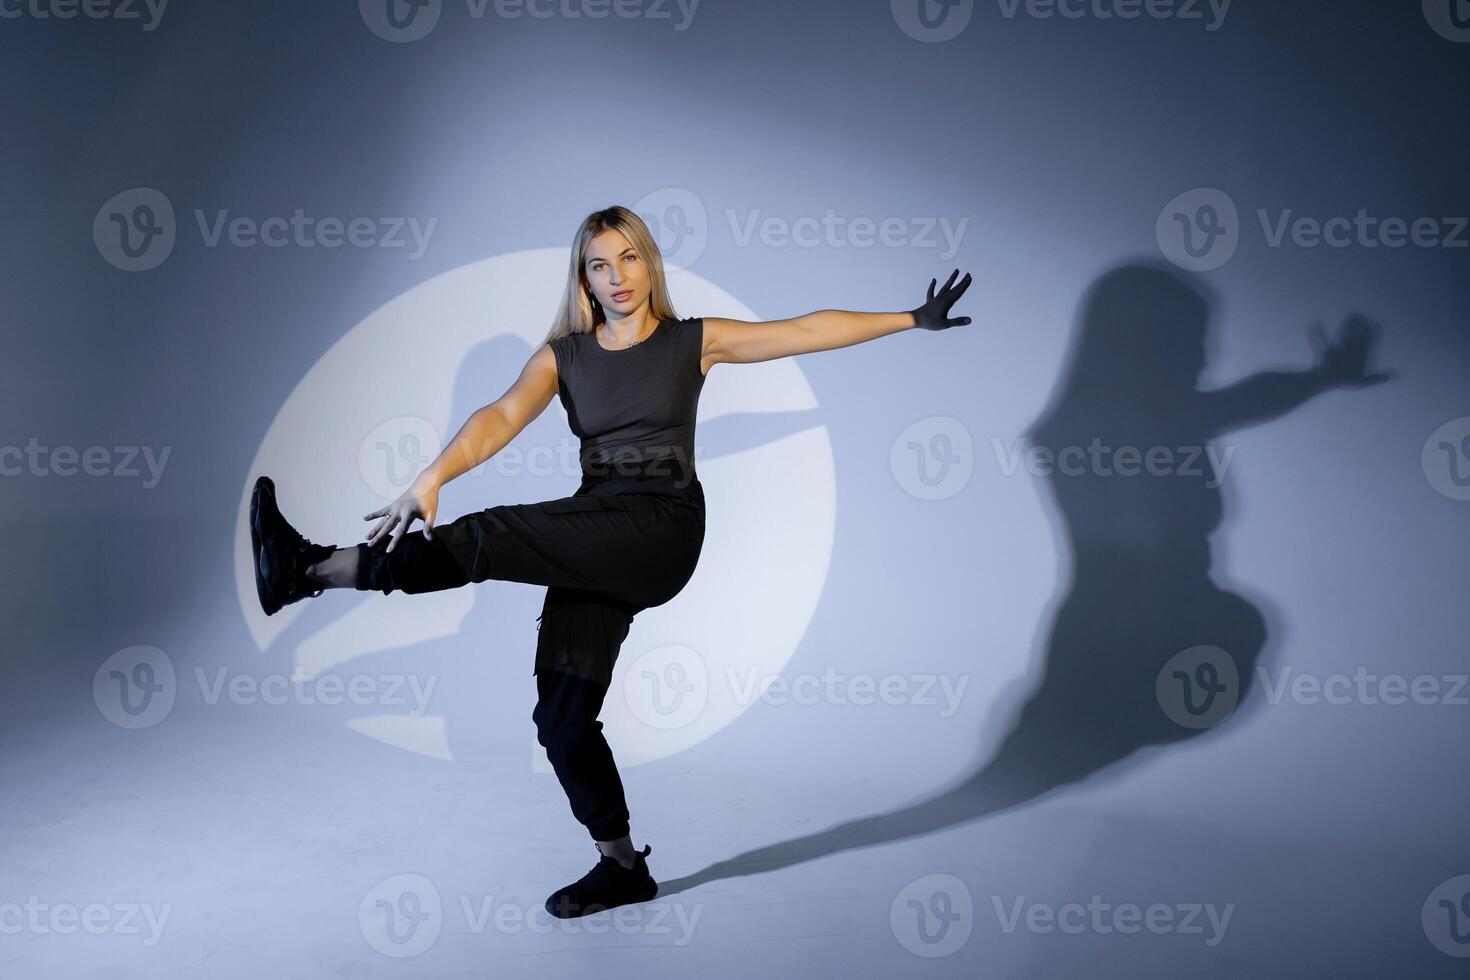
left=543, top=206, right=680, bottom=344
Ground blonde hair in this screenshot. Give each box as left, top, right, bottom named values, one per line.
left=544, top=205, right=680, bottom=344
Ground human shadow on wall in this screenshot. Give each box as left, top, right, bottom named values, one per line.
left=662, top=259, right=1392, bottom=894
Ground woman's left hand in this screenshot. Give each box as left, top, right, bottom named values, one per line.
left=910, top=268, right=974, bottom=331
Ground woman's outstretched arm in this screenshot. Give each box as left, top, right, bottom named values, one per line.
left=365, top=343, right=558, bottom=551
left=700, top=269, right=973, bottom=372
left=418, top=344, right=559, bottom=488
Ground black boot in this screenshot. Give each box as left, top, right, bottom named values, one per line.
left=250, top=476, right=339, bottom=616
left=545, top=843, right=658, bottom=919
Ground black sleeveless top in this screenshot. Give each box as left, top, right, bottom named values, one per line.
left=549, top=316, right=706, bottom=499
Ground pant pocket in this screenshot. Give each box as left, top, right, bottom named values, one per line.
left=533, top=591, right=634, bottom=689
left=540, top=494, right=618, bottom=514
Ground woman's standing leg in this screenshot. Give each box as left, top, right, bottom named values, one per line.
left=533, top=588, right=661, bottom=918
left=531, top=587, right=639, bottom=852
left=532, top=667, right=633, bottom=848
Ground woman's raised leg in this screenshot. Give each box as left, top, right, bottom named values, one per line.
left=254, top=473, right=697, bottom=614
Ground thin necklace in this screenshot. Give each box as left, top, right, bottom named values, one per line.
left=598, top=322, right=654, bottom=350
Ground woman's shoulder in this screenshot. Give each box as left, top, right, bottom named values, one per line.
left=547, top=330, right=587, bottom=375
left=550, top=329, right=593, bottom=353
left=667, top=315, right=705, bottom=347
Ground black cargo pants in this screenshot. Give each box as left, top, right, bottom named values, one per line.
left=354, top=478, right=705, bottom=842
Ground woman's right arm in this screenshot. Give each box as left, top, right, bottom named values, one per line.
left=419, top=343, right=560, bottom=489
left=365, top=343, right=559, bottom=550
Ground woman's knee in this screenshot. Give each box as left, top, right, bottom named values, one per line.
left=532, top=673, right=607, bottom=754
left=534, top=713, right=603, bottom=760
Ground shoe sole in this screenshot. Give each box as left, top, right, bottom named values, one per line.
left=250, top=476, right=282, bottom=616
left=544, top=876, right=658, bottom=919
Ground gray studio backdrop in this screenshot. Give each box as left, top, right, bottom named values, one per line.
left=3, top=2, right=1468, bottom=978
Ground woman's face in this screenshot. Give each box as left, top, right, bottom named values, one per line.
left=583, top=229, right=650, bottom=315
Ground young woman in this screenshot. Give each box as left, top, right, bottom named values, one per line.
left=249, top=205, right=973, bottom=918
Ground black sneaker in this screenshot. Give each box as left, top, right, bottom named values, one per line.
left=545, top=844, right=658, bottom=919
left=250, top=476, right=338, bottom=616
